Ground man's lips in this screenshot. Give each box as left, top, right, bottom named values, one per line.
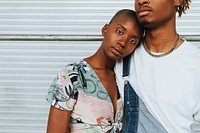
left=138, top=10, right=150, bottom=17
left=136, top=6, right=152, bottom=17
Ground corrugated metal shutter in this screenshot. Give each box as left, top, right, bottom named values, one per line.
left=0, top=0, right=199, bottom=35
left=176, top=0, right=200, bottom=35
left=0, top=0, right=200, bottom=133
left=0, top=41, right=101, bottom=133
left=0, top=0, right=133, bottom=35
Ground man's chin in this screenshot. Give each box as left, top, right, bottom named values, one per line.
left=139, top=20, right=157, bottom=29
left=139, top=19, right=150, bottom=26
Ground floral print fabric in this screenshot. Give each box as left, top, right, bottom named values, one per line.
left=46, top=61, right=123, bottom=133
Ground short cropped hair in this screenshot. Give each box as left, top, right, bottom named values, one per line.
left=177, top=0, right=191, bottom=17
left=109, top=9, right=138, bottom=25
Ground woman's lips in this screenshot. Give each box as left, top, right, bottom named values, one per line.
left=111, top=46, right=123, bottom=56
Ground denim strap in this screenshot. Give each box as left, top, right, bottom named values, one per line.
left=122, top=55, right=139, bottom=133
left=123, top=55, right=131, bottom=77
left=122, top=56, right=167, bottom=133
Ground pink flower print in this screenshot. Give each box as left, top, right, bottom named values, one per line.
left=96, top=116, right=112, bottom=125
left=58, top=69, right=68, bottom=86
left=71, top=90, right=114, bottom=125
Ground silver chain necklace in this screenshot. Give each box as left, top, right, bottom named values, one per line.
left=143, top=34, right=180, bottom=58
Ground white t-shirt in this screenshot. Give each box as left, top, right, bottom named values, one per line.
left=115, top=40, right=200, bottom=133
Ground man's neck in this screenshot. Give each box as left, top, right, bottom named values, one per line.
left=145, top=29, right=179, bottom=53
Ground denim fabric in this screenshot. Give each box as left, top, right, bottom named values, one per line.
left=122, top=56, right=167, bottom=133
left=122, top=81, right=139, bottom=133
left=137, top=98, right=167, bottom=133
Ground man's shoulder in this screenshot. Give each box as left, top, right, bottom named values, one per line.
left=184, top=41, right=200, bottom=69
left=184, top=40, right=200, bottom=51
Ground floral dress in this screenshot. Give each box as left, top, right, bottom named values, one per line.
left=46, top=60, right=123, bottom=133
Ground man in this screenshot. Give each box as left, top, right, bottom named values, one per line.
left=115, top=0, right=200, bottom=132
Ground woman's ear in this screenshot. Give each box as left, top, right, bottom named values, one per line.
left=175, top=0, right=183, bottom=6
left=102, top=24, right=109, bottom=36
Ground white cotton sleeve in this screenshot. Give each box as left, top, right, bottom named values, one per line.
left=191, top=113, right=200, bottom=132
left=191, top=96, right=200, bottom=132
left=114, top=59, right=125, bottom=101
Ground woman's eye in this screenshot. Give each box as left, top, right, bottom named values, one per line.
left=130, top=38, right=136, bottom=44
left=116, top=29, right=123, bottom=35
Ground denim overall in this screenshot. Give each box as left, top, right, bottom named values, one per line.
left=121, top=55, right=168, bottom=133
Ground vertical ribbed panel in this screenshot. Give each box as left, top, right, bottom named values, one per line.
left=0, top=41, right=100, bottom=133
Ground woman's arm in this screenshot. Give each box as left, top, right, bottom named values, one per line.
left=46, top=105, right=72, bottom=133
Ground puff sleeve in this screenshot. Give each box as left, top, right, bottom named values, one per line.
left=46, top=68, right=78, bottom=111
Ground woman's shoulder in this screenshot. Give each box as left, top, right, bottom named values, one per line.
left=64, top=60, right=90, bottom=73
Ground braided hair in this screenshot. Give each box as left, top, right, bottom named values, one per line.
left=177, top=0, right=191, bottom=17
